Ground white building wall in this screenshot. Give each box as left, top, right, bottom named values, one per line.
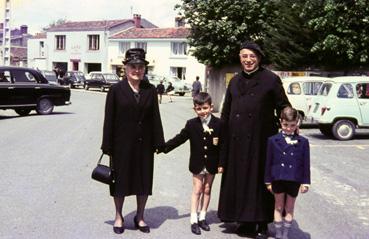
left=45, top=31, right=110, bottom=73
left=109, top=39, right=206, bottom=85
left=27, top=38, right=47, bottom=70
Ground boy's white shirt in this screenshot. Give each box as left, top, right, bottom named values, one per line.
left=201, top=115, right=213, bottom=134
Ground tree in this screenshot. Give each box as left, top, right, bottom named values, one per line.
left=176, top=0, right=271, bottom=68
left=43, top=19, right=67, bottom=31
left=302, top=0, right=369, bottom=70
left=263, top=1, right=318, bottom=70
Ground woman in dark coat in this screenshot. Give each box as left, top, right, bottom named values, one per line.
left=217, top=41, right=290, bottom=238
left=101, top=48, right=164, bottom=234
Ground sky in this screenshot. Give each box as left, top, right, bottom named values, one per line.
left=1, top=0, right=182, bottom=34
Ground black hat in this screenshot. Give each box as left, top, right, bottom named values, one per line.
left=240, top=41, right=265, bottom=58
left=123, top=48, right=149, bottom=65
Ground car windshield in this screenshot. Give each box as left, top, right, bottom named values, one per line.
left=318, top=83, right=332, bottom=96
left=103, top=74, right=119, bottom=81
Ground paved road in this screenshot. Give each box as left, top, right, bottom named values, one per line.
left=0, top=89, right=368, bottom=239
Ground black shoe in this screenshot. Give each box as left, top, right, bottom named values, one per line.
left=236, top=223, right=256, bottom=236
left=191, top=223, right=201, bottom=235
left=113, top=226, right=124, bottom=234
left=255, top=231, right=268, bottom=239
left=198, top=220, right=210, bottom=231
left=134, top=216, right=150, bottom=233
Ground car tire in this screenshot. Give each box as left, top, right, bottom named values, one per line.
left=84, top=84, right=89, bottom=90
left=318, top=124, right=333, bottom=137
left=178, top=92, right=185, bottom=96
left=332, top=120, right=355, bottom=140
left=15, top=109, right=32, bottom=116
left=36, top=98, right=54, bottom=115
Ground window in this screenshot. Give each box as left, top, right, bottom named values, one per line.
left=356, top=83, right=369, bottom=99
left=318, top=83, right=332, bottom=96
left=337, top=84, right=354, bottom=98
left=170, top=67, right=186, bottom=80
left=12, top=70, right=37, bottom=83
left=0, top=70, right=11, bottom=83
left=135, top=42, right=147, bottom=51
left=287, top=82, right=301, bottom=95
left=88, top=35, right=100, bottom=50
left=171, top=42, right=187, bottom=56
left=55, top=35, right=66, bottom=50
left=119, top=42, right=131, bottom=54
left=303, top=82, right=322, bottom=95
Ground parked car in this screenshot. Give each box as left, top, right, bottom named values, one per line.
left=282, top=76, right=328, bottom=121
left=306, top=76, right=369, bottom=140
left=147, top=74, right=192, bottom=96
left=84, top=72, right=120, bottom=91
left=0, top=66, right=71, bottom=116
left=39, top=70, right=59, bottom=85
left=62, top=71, right=86, bottom=88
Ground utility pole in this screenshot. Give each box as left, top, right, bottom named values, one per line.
left=1, top=0, right=11, bottom=65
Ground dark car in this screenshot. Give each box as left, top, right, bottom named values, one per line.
left=84, top=72, right=120, bottom=92
left=0, top=66, right=71, bottom=116
left=62, top=71, right=86, bottom=88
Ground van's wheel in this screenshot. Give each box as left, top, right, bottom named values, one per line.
left=36, top=98, right=54, bottom=115
left=15, top=109, right=32, bottom=116
left=332, top=120, right=355, bottom=140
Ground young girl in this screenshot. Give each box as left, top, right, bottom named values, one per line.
left=264, top=107, right=310, bottom=239
left=162, top=92, right=224, bottom=235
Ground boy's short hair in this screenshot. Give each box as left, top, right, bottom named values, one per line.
left=280, top=106, right=301, bottom=122
left=193, top=92, right=212, bottom=105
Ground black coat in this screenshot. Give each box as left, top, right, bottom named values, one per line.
left=101, top=79, right=164, bottom=197
left=218, top=68, right=290, bottom=223
left=164, top=115, right=225, bottom=175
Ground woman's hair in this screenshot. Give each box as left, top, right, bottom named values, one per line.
left=193, top=92, right=212, bottom=105
left=280, top=106, right=300, bottom=122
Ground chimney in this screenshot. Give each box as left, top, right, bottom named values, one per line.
left=20, top=25, right=28, bottom=34
left=133, top=14, right=141, bottom=28
left=175, top=16, right=185, bottom=27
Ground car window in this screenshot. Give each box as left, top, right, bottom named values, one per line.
left=13, top=70, right=38, bottom=83
left=337, top=83, right=354, bottom=98
left=103, top=74, right=119, bottom=81
left=287, top=82, right=301, bottom=95
left=318, top=83, right=332, bottom=96
left=92, top=74, right=103, bottom=80
left=0, top=70, right=11, bottom=83
left=303, top=82, right=322, bottom=95
left=356, top=83, right=369, bottom=99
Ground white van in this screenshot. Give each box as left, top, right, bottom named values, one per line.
left=307, top=76, right=369, bottom=140
left=282, top=76, right=328, bottom=121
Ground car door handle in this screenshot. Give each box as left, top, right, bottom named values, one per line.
left=8, top=87, right=15, bottom=89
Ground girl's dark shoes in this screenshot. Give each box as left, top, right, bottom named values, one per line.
left=191, top=223, right=201, bottom=235
left=134, top=216, right=150, bottom=233
left=198, top=220, right=210, bottom=231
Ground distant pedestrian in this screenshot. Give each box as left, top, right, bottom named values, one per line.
left=192, top=76, right=202, bottom=97
left=166, top=82, right=175, bottom=102
left=156, top=80, right=165, bottom=104
left=160, top=92, right=225, bottom=235
left=264, top=106, right=310, bottom=239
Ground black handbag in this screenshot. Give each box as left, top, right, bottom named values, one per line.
left=91, top=153, right=114, bottom=185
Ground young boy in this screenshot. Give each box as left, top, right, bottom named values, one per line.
left=163, top=92, right=224, bottom=235
left=264, top=107, right=311, bottom=239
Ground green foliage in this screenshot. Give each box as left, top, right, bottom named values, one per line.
left=177, top=0, right=369, bottom=71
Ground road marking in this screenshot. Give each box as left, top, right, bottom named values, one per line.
left=310, top=144, right=368, bottom=149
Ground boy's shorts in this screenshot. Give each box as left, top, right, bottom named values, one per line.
left=272, top=180, right=300, bottom=197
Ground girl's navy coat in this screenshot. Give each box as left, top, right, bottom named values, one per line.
left=264, top=132, right=310, bottom=185
left=164, top=115, right=225, bottom=175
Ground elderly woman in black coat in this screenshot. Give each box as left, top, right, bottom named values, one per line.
left=217, top=41, right=291, bottom=238
left=101, top=48, right=164, bottom=234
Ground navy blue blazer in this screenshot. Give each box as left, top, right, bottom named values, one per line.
left=264, top=132, right=310, bottom=184
left=164, top=115, right=224, bottom=175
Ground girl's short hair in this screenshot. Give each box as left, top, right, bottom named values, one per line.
left=280, top=106, right=301, bottom=122
left=193, top=92, right=212, bottom=105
